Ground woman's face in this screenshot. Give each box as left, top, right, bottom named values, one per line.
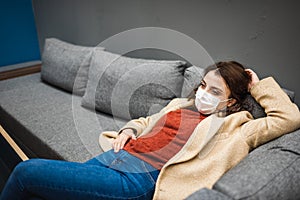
left=199, top=70, right=234, bottom=111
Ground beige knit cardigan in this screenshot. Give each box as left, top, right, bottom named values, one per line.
left=99, top=77, right=300, bottom=200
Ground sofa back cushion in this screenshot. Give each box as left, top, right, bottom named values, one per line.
left=81, top=49, right=187, bottom=120
left=41, top=38, right=104, bottom=96
left=181, top=65, right=204, bottom=98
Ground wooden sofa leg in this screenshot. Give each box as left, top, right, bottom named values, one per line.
left=0, top=125, right=29, bottom=161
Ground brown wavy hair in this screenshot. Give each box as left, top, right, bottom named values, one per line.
left=189, top=61, right=251, bottom=116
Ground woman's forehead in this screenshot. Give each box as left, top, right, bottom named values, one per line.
left=203, top=70, right=229, bottom=92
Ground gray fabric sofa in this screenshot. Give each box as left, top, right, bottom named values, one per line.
left=0, top=38, right=299, bottom=200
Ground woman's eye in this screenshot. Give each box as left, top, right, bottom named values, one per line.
left=212, top=90, right=221, bottom=95
left=199, top=82, right=205, bottom=88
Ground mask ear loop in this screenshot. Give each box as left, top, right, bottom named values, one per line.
left=219, top=98, right=232, bottom=103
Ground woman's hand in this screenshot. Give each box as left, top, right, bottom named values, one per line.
left=112, top=129, right=136, bottom=153
left=245, top=69, right=260, bottom=91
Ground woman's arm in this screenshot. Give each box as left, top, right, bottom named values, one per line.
left=241, top=71, right=300, bottom=149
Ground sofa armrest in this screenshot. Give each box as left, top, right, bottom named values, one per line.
left=186, top=188, right=232, bottom=200
left=212, top=129, right=300, bottom=200
left=0, top=63, right=41, bottom=81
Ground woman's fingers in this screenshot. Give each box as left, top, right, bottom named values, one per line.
left=112, top=133, right=130, bottom=153
left=245, top=69, right=260, bottom=90
left=112, top=129, right=137, bottom=153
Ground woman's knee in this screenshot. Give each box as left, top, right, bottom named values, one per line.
left=12, top=159, right=48, bottom=182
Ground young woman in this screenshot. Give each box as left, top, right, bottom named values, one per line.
left=1, top=61, right=299, bottom=200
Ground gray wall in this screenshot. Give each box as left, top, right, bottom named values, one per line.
left=32, top=0, right=300, bottom=105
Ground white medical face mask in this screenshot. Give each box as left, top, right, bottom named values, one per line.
left=195, top=89, right=230, bottom=115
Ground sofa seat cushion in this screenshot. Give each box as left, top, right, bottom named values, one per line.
left=212, top=129, right=300, bottom=200
left=0, top=73, right=127, bottom=162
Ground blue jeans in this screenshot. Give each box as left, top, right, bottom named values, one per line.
left=0, top=150, right=160, bottom=200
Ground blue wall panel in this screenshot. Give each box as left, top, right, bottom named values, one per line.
left=0, top=0, right=40, bottom=67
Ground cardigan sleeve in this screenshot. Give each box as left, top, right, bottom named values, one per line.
left=242, top=77, right=300, bottom=149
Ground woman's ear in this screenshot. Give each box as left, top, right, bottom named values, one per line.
left=227, top=98, right=237, bottom=107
